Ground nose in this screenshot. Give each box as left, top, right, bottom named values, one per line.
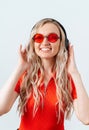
left=42, top=37, right=50, bottom=45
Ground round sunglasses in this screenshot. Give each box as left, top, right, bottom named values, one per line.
left=33, top=33, right=60, bottom=43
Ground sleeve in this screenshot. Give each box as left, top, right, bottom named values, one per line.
left=14, top=72, right=26, bottom=93
left=70, top=76, right=77, bottom=100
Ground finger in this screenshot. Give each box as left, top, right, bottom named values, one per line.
left=71, top=45, right=74, bottom=57
left=19, top=44, right=22, bottom=53
left=19, top=44, right=26, bottom=54
left=69, top=44, right=73, bottom=54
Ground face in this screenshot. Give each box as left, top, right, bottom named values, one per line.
left=34, top=23, right=61, bottom=60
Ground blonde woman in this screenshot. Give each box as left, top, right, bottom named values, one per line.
left=0, top=18, right=89, bottom=130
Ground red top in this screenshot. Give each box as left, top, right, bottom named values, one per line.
left=15, top=74, right=77, bottom=130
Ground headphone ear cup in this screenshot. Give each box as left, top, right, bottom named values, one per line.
left=65, top=38, right=69, bottom=51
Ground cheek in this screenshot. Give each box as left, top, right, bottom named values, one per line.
left=34, top=43, right=40, bottom=54
left=53, top=43, right=60, bottom=53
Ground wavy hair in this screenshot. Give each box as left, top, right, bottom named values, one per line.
left=17, top=18, right=73, bottom=121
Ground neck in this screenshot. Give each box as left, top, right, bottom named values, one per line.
left=41, top=58, right=55, bottom=74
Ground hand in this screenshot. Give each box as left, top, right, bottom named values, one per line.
left=18, top=44, right=30, bottom=71
left=67, top=44, right=78, bottom=75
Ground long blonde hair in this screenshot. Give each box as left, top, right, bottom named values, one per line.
left=18, top=18, right=73, bottom=121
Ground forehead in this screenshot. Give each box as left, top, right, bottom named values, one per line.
left=37, top=23, right=60, bottom=35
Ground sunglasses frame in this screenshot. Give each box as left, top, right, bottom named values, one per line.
left=33, top=33, right=60, bottom=43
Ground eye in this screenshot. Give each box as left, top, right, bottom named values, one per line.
left=33, top=34, right=44, bottom=43
left=48, top=33, right=59, bottom=42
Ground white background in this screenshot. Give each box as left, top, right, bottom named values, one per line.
left=0, top=0, right=89, bottom=130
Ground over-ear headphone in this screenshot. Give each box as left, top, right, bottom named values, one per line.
left=51, top=18, right=69, bottom=51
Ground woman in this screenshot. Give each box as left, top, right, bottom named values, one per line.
left=0, top=18, right=89, bottom=130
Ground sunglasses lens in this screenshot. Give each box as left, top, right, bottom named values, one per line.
left=33, top=34, right=44, bottom=43
left=48, top=33, right=59, bottom=43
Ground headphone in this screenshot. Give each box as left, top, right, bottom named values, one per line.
left=51, top=18, right=69, bottom=51
left=59, top=23, right=69, bottom=50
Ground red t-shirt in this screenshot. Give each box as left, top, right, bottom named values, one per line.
left=15, top=74, right=77, bottom=130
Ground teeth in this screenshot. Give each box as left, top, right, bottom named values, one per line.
left=41, top=48, right=50, bottom=51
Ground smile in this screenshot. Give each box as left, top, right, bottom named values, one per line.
left=40, top=47, right=52, bottom=51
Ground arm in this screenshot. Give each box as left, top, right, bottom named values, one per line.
left=0, top=45, right=30, bottom=115
left=0, top=65, right=23, bottom=115
left=67, top=44, right=89, bottom=125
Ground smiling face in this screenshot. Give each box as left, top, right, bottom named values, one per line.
left=34, top=23, right=61, bottom=60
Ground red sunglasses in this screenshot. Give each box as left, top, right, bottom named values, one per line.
left=33, top=33, right=60, bottom=43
